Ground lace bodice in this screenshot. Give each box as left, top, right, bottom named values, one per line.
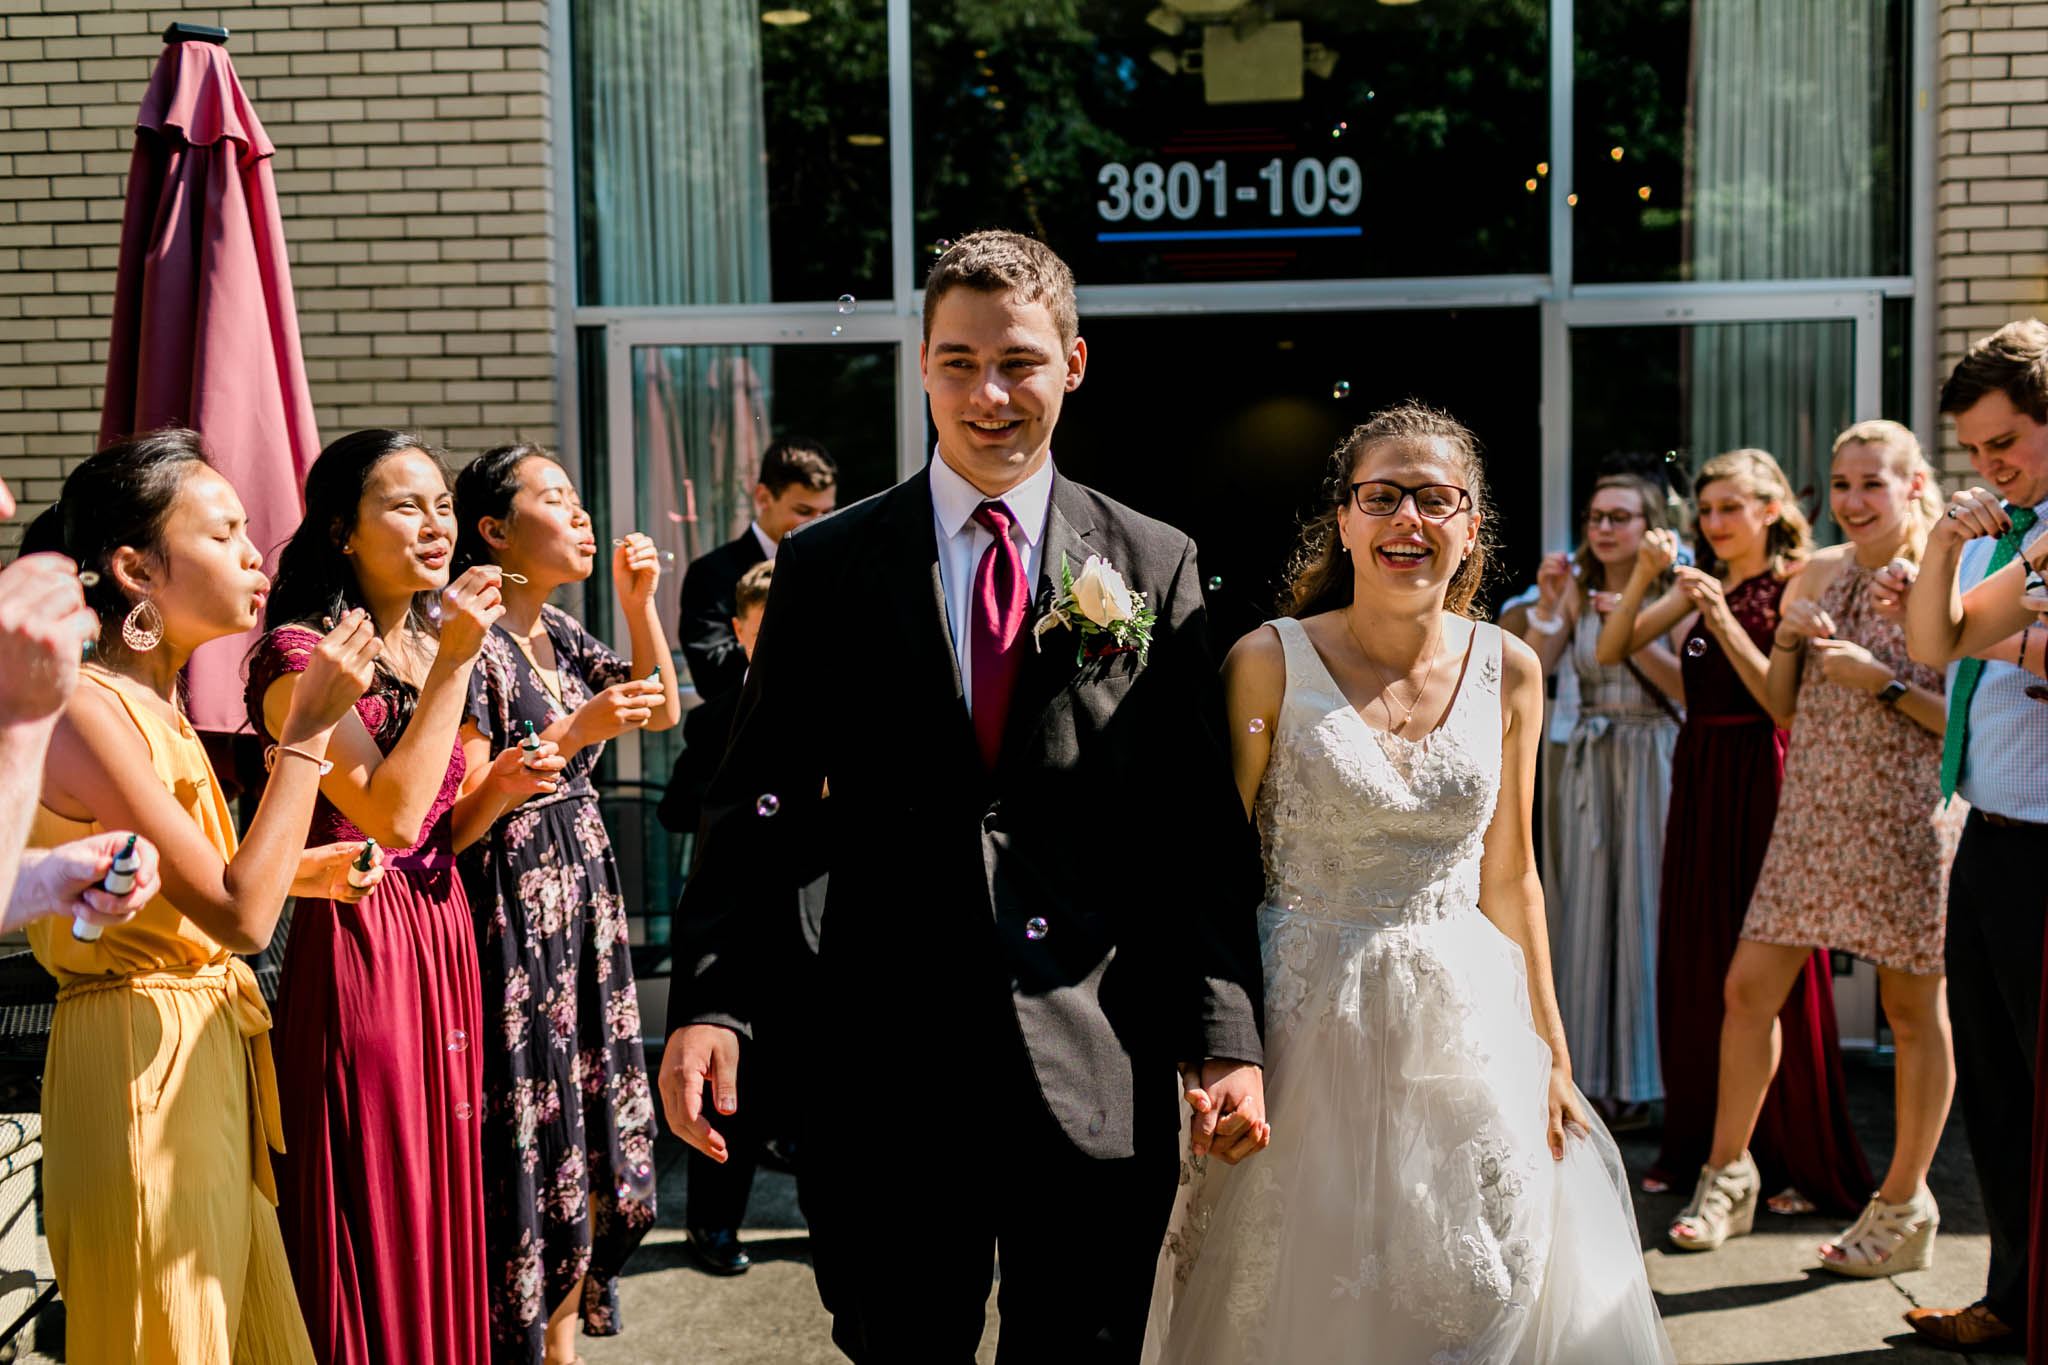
left=1254, top=616, right=1503, bottom=928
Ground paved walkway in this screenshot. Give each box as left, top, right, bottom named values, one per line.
left=576, top=1055, right=2019, bottom=1365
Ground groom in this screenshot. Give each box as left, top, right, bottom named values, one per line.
left=659, top=230, right=1268, bottom=1360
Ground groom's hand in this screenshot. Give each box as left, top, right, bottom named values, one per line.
left=659, top=1024, right=740, bottom=1162
left=1183, top=1058, right=1270, bottom=1165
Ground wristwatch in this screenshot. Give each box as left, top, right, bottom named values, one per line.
left=1877, top=678, right=1908, bottom=707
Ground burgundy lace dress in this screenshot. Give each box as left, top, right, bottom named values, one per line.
left=1645, top=574, right=1875, bottom=1215
left=248, top=626, right=488, bottom=1365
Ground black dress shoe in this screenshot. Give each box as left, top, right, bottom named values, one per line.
left=686, top=1227, right=752, bottom=1276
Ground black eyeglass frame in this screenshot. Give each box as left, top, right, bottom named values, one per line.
left=1584, top=509, right=1645, bottom=529
left=1348, top=480, right=1473, bottom=521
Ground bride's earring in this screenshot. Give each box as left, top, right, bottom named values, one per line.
left=121, top=596, right=164, bottom=652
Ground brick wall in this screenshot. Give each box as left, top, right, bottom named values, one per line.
left=1938, top=0, right=2048, bottom=476
left=0, top=0, right=557, bottom=550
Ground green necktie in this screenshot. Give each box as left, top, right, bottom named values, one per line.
left=1941, top=504, right=2038, bottom=799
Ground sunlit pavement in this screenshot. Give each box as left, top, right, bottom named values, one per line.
left=571, top=1054, right=2019, bottom=1365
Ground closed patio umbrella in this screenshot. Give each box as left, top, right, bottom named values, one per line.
left=100, top=27, right=319, bottom=736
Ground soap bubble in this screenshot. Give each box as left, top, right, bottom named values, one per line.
left=756, top=793, right=781, bottom=818
left=1331, top=381, right=1352, bottom=399
left=1024, top=916, right=1049, bottom=941
left=831, top=325, right=844, bottom=337
left=77, top=570, right=100, bottom=586
left=1248, top=717, right=1266, bottom=734
left=1685, top=638, right=1707, bottom=659
left=837, top=295, right=857, bottom=315
left=1206, top=575, right=1223, bottom=591
left=446, top=1029, right=468, bottom=1053
left=1330, top=121, right=1347, bottom=138
left=615, top=1159, right=656, bottom=1202
left=455, top=1101, right=473, bottom=1120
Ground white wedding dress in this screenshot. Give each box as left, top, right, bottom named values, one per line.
left=1144, top=618, right=1673, bottom=1364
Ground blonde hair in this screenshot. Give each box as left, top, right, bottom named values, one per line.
left=1692, top=448, right=1812, bottom=578
left=1830, top=419, right=1941, bottom=563
left=1282, top=402, right=1495, bottom=620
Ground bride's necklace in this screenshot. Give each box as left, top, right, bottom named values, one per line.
left=1344, top=606, right=1443, bottom=737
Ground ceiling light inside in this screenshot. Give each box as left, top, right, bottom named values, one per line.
left=846, top=133, right=885, bottom=147
left=762, top=8, right=811, bottom=25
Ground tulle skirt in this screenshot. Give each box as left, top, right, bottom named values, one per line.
left=1144, top=904, right=1673, bottom=1364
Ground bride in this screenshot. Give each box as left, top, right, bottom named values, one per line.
left=1145, top=404, right=1673, bottom=1363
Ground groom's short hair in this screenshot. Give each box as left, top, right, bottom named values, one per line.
left=922, top=230, right=1079, bottom=351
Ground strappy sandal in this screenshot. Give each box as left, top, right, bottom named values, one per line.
left=1668, top=1152, right=1759, bottom=1252
left=1818, top=1188, right=1938, bottom=1277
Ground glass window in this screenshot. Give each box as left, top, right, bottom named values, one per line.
left=912, top=1, right=1548, bottom=287
left=573, top=0, right=891, bottom=306
left=1568, top=319, right=1859, bottom=545
left=1574, top=0, right=1909, bottom=284
left=1053, top=307, right=1541, bottom=641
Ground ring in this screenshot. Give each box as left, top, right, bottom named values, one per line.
left=1947, top=506, right=1961, bottom=518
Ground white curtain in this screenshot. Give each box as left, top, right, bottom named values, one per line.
left=1688, top=0, right=1881, bottom=525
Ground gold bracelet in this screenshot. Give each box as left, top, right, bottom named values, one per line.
left=264, top=743, right=334, bottom=776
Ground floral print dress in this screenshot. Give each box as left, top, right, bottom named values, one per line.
left=458, top=606, right=658, bottom=1363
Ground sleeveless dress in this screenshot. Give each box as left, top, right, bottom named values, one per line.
left=246, top=627, right=489, bottom=1365
left=1740, top=562, right=1962, bottom=973
left=458, top=609, right=658, bottom=1361
left=1645, top=574, right=1874, bottom=1213
left=1549, top=609, right=1678, bottom=1104
left=28, top=669, right=314, bottom=1364
left=1145, top=619, right=1673, bottom=1364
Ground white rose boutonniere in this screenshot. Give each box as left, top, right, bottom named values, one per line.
left=1032, top=552, right=1157, bottom=664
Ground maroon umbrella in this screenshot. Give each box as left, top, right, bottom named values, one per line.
left=101, top=29, right=319, bottom=734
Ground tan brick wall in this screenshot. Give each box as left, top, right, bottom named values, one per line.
left=0, top=0, right=556, bottom=550
left=1938, top=0, right=2048, bottom=476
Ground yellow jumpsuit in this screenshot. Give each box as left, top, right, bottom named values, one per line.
left=28, top=670, right=314, bottom=1363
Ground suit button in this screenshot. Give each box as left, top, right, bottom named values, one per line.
left=1024, top=917, right=1049, bottom=941
left=1088, top=1110, right=1105, bottom=1136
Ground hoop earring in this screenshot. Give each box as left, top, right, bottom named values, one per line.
left=121, top=597, right=164, bottom=652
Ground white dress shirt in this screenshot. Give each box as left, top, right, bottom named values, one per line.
left=750, top=520, right=777, bottom=562
left=929, top=448, right=1055, bottom=713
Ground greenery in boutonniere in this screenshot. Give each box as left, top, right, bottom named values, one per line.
left=1032, top=552, right=1156, bottom=665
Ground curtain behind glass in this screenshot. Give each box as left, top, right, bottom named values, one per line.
left=1689, top=0, right=1879, bottom=531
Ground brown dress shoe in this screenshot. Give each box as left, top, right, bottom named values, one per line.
left=1902, top=1302, right=2018, bottom=1352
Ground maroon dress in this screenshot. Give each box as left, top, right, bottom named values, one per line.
left=249, top=626, right=488, bottom=1365
left=1645, top=573, right=1875, bottom=1215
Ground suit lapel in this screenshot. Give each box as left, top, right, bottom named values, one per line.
left=998, top=476, right=1099, bottom=769
left=879, top=470, right=982, bottom=769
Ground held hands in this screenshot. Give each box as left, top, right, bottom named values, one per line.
left=1808, top=639, right=1892, bottom=692
left=1934, top=487, right=2011, bottom=547
left=1533, top=553, right=1574, bottom=615
left=1674, top=565, right=1735, bottom=640
left=489, top=736, right=566, bottom=798
left=298, top=841, right=385, bottom=905
left=12, top=831, right=159, bottom=933
left=434, top=566, right=506, bottom=666
left=1634, top=528, right=1680, bottom=583
left=1546, top=1066, right=1591, bottom=1162
left=613, top=532, right=662, bottom=608
left=567, top=679, right=663, bottom=748
left=1182, top=1059, right=1271, bottom=1165
left=1777, top=599, right=1837, bottom=646
left=284, top=609, right=384, bottom=739
left=1871, top=558, right=1916, bottom=623
left=0, top=553, right=99, bottom=727
left=659, top=1024, right=739, bottom=1163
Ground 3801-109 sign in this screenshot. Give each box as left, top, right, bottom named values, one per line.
left=1096, top=156, right=1363, bottom=223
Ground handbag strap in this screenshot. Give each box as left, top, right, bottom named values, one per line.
left=1621, top=655, right=1684, bottom=725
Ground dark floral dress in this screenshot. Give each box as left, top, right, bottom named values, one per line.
left=458, top=606, right=658, bottom=1363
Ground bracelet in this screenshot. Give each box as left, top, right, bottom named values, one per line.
left=1526, top=608, right=1566, bottom=633
left=1771, top=636, right=1802, bottom=652
left=265, top=743, right=335, bottom=776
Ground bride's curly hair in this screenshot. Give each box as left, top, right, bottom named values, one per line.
left=1281, top=402, right=1497, bottom=621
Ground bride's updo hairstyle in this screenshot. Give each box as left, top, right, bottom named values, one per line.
left=1281, top=401, right=1497, bottom=621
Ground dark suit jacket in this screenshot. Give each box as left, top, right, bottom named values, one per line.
left=667, top=467, right=1264, bottom=1160
left=677, top=530, right=767, bottom=703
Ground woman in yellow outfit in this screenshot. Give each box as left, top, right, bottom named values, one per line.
left=20, top=429, right=385, bottom=1363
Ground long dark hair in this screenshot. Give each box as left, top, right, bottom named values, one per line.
left=20, top=427, right=212, bottom=664
left=452, top=442, right=550, bottom=576
left=264, top=429, right=444, bottom=730
left=1281, top=402, right=1497, bottom=620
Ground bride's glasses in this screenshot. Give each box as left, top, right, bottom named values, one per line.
left=1349, top=481, right=1471, bottom=522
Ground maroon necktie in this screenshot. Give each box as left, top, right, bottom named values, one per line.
left=969, top=500, right=1028, bottom=771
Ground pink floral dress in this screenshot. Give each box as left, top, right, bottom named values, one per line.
left=457, top=606, right=657, bottom=1361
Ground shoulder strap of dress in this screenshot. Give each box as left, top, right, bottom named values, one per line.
left=78, top=669, right=163, bottom=765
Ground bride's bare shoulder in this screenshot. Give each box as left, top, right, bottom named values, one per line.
left=1222, top=621, right=1288, bottom=697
